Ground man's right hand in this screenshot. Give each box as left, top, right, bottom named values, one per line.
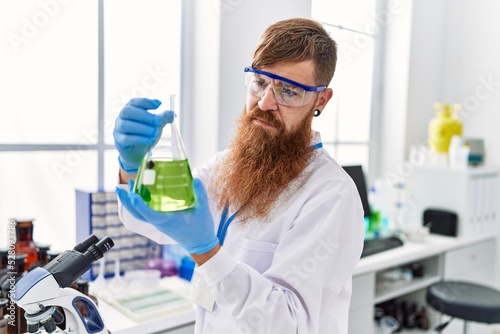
left=113, top=98, right=174, bottom=174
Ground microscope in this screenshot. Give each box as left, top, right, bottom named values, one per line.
left=13, top=235, right=114, bottom=333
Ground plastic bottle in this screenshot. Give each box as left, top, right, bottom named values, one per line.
left=368, top=180, right=384, bottom=236
left=448, top=135, right=470, bottom=169
left=428, top=102, right=463, bottom=153
left=134, top=95, right=195, bottom=212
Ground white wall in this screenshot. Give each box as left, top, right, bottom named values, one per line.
left=440, top=0, right=500, bottom=168
left=183, top=0, right=312, bottom=167
left=380, top=0, right=500, bottom=285
left=386, top=0, right=500, bottom=167
left=378, top=0, right=500, bottom=169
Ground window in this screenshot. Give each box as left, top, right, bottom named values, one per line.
left=0, top=0, right=182, bottom=250
left=311, top=0, right=381, bottom=170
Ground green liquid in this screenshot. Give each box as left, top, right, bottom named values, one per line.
left=135, top=159, right=195, bottom=212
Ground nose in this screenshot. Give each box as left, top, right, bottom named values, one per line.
left=258, top=85, right=279, bottom=111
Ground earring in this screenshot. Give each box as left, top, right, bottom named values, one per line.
left=314, top=109, right=321, bottom=117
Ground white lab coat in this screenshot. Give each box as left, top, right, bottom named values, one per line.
left=118, top=132, right=365, bottom=334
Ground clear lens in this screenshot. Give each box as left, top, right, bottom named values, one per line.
left=245, top=72, right=307, bottom=107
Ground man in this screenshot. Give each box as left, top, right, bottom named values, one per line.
left=114, top=18, right=364, bottom=333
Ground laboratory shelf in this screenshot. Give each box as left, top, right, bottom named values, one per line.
left=374, top=275, right=441, bottom=304
left=374, top=254, right=442, bottom=304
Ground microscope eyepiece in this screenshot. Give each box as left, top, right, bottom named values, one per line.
left=83, top=236, right=114, bottom=263
left=73, top=234, right=99, bottom=253
left=44, top=235, right=114, bottom=288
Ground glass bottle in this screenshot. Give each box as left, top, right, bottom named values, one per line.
left=3, top=254, right=27, bottom=334
left=134, top=94, right=195, bottom=212
left=13, top=218, right=38, bottom=269
left=27, top=243, right=51, bottom=271
left=415, top=306, right=430, bottom=330
left=46, top=250, right=61, bottom=263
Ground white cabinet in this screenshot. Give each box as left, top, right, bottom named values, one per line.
left=408, top=166, right=499, bottom=237
left=444, top=239, right=496, bottom=284
left=349, top=235, right=497, bottom=334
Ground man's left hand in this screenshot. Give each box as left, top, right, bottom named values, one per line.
left=116, top=178, right=219, bottom=254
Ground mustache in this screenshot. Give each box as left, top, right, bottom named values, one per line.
left=247, top=106, right=283, bottom=130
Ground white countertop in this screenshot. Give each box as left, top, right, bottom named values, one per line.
left=354, top=233, right=496, bottom=276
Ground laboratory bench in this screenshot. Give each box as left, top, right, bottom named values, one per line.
left=350, top=233, right=499, bottom=334
left=97, top=234, right=498, bottom=334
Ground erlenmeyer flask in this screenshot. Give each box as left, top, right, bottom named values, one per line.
left=133, top=95, right=195, bottom=212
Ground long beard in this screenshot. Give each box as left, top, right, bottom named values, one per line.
left=209, top=105, right=314, bottom=223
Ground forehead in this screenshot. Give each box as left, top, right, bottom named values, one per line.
left=260, top=60, right=317, bottom=86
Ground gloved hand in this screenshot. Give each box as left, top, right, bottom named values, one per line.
left=113, top=98, right=175, bottom=174
left=116, top=178, right=220, bottom=254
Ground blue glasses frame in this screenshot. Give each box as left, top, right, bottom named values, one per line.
left=244, top=67, right=327, bottom=92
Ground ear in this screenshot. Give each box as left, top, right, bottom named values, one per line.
left=314, top=88, right=333, bottom=112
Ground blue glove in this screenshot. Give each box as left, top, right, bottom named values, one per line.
left=116, top=178, right=220, bottom=254
left=113, top=98, right=175, bottom=174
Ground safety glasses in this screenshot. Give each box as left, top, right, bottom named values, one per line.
left=244, top=67, right=326, bottom=107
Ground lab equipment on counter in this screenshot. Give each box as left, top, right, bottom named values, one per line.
left=13, top=234, right=114, bottom=334
left=361, top=236, right=404, bottom=258
left=448, top=135, right=470, bottom=169
left=134, top=94, right=195, bottom=212
left=89, top=266, right=192, bottom=323
left=428, top=102, right=463, bottom=153
left=100, top=259, right=127, bottom=298
left=88, top=259, right=107, bottom=296
left=423, top=208, right=458, bottom=237
left=107, top=270, right=193, bottom=323
left=464, top=138, right=485, bottom=165
left=368, top=180, right=384, bottom=236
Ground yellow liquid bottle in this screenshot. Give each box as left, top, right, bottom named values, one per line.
left=428, top=102, right=463, bottom=153
left=134, top=95, right=195, bottom=212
